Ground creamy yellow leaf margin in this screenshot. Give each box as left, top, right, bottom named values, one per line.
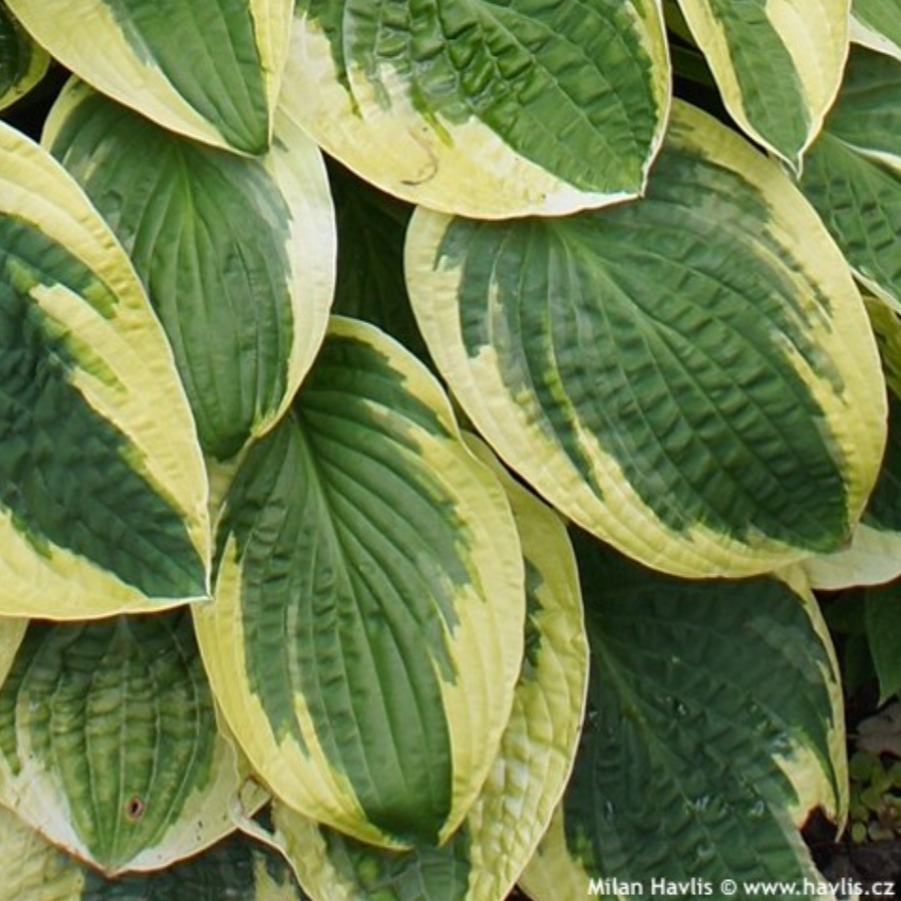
left=774, top=566, right=848, bottom=827
left=42, top=76, right=338, bottom=457
left=284, top=5, right=669, bottom=220
left=0, top=122, right=210, bottom=618
left=195, top=318, right=525, bottom=849
left=803, top=299, right=901, bottom=590
left=677, top=0, right=849, bottom=167
left=0, top=617, right=268, bottom=875
left=267, top=435, right=588, bottom=901
left=5, top=0, right=293, bottom=154
left=406, top=101, right=886, bottom=579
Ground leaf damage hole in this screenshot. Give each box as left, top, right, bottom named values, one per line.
left=125, top=796, right=145, bottom=821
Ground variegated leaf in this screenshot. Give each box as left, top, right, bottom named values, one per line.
left=0, top=611, right=256, bottom=874
left=675, top=0, right=848, bottom=166
left=520, top=536, right=846, bottom=900
left=799, top=46, right=901, bottom=315
left=270, top=434, right=588, bottom=901
left=407, top=101, right=885, bottom=579
left=0, top=803, right=306, bottom=901
left=284, top=0, right=670, bottom=218
left=0, top=122, right=209, bottom=618
left=852, top=0, right=901, bottom=62
left=5, top=0, right=293, bottom=155
left=0, top=2, right=48, bottom=112
left=803, top=298, right=901, bottom=589
left=194, top=318, right=525, bottom=849
left=44, top=79, right=336, bottom=462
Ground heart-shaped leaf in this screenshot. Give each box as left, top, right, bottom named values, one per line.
left=407, top=101, right=885, bottom=578
left=194, top=318, right=525, bottom=849
left=270, top=434, right=588, bottom=901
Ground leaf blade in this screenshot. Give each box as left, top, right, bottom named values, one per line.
left=5, top=0, right=293, bottom=154
left=44, top=79, right=336, bottom=461
left=521, top=537, right=846, bottom=898
left=0, top=122, right=210, bottom=618
left=284, top=0, right=670, bottom=218
left=407, top=101, right=885, bottom=578
left=676, top=0, right=848, bottom=165
left=0, top=612, right=253, bottom=874
left=195, top=318, right=525, bottom=848
left=271, top=435, right=588, bottom=901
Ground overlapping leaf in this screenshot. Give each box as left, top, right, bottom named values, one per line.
left=803, top=299, right=901, bottom=589
left=800, top=46, right=901, bottom=315
left=0, top=803, right=305, bottom=901
left=0, top=3, right=48, bottom=112
left=270, top=435, right=588, bottom=901
left=520, top=535, right=846, bottom=900
left=675, top=0, right=848, bottom=165
left=852, top=0, right=901, bottom=62
left=407, top=100, right=885, bottom=579
left=284, top=0, right=670, bottom=218
left=0, top=122, right=209, bottom=618
left=5, top=0, right=292, bottom=154
left=44, top=79, right=336, bottom=461
left=194, top=318, right=525, bottom=849
left=0, top=611, right=255, bottom=874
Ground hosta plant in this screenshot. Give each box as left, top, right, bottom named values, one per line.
left=0, top=1, right=900, bottom=900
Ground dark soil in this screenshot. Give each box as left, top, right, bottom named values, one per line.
left=804, top=680, right=901, bottom=899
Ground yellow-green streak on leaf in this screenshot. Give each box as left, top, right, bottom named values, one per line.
left=675, top=0, right=848, bottom=165
left=852, top=0, right=901, bottom=62
left=43, top=78, right=336, bottom=462
left=0, top=803, right=306, bottom=901
left=0, top=3, right=49, bottom=112
left=0, top=615, right=26, bottom=689
left=521, top=539, right=845, bottom=897
left=802, top=298, right=901, bottom=590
